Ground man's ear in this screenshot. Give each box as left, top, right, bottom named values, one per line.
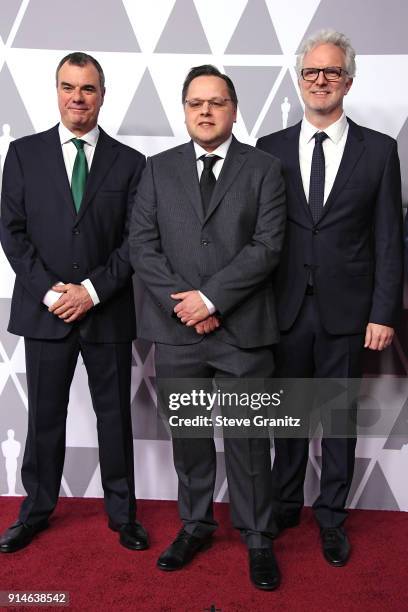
left=344, top=78, right=353, bottom=96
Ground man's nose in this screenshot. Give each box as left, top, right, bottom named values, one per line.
left=200, top=101, right=212, bottom=115
left=72, top=87, right=85, bottom=102
left=315, top=70, right=328, bottom=85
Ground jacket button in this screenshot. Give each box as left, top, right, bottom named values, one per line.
left=73, top=263, right=80, bottom=270
left=312, top=228, right=319, bottom=235
left=72, top=228, right=80, bottom=235
left=201, top=240, right=209, bottom=246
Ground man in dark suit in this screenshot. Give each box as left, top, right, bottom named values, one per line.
left=0, top=52, right=148, bottom=553
left=130, top=65, right=285, bottom=589
left=257, top=29, right=403, bottom=566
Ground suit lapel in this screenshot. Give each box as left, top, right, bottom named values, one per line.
left=318, top=118, right=365, bottom=223
left=76, top=128, right=119, bottom=222
left=204, top=135, right=247, bottom=222
left=177, top=141, right=204, bottom=223
left=40, top=125, right=76, bottom=219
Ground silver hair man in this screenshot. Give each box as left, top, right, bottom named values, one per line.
left=296, top=28, right=356, bottom=78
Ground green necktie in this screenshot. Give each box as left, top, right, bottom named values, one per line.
left=71, top=138, right=88, bottom=212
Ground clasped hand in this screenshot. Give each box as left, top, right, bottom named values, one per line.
left=49, top=283, right=94, bottom=323
left=171, top=290, right=219, bottom=335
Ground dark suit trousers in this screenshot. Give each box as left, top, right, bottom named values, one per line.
left=274, top=294, right=363, bottom=528
left=19, top=330, right=135, bottom=526
left=155, top=336, right=276, bottom=549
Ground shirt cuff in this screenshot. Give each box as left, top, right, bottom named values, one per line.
left=43, top=282, right=64, bottom=307
left=199, top=291, right=216, bottom=315
left=81, top=279, right=100, bottom=306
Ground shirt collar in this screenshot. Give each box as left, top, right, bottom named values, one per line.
left=300, top=113, right=348, bottom=145
left=58, top=122, right=100, bottom=147
left=194, top=134, right=233, bottom=160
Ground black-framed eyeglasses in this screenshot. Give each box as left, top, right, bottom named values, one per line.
left=184, top=98, right=232, bottom=110
left=300, top=67, right=348, bottom=82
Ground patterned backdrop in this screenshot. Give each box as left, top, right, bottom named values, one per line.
left=0, top=0, right=407, bottom=511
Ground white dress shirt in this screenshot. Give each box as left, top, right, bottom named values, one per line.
left=43, top=123, right=100, bottom=308
left=299, top=113, right=349, bottom=204
left=193, top=135, right=233, bottom=315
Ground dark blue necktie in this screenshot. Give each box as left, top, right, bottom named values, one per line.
left=199, top=154, right=220, bottom=215
left=309, top=132, right=328, bottom=223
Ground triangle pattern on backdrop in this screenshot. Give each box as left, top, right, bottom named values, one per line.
left=13, top=0, right=140, bottom=51
left=383, top=395, right=408, bottom=451
left=224, top=66, right=280, bottom=134
left=131, top=379, right=170, bottom=441
left=61, top=447, right=100, bottom=497
left=225, top=0, right=282, bottom=54
left=0, top=299, right=20, bottom=359
left=155, top=0, right=211, bottom=54
left=214, top=451, right=228, bottom=502
left=0, top=0, right=22, bottom=43
left=118, top=69, right=174, bottom=136
left=0, top=65, right=35, bottom=138
left=346, top=457, right=371, bottom=506
left=355, top=462, right=400, bottom=510
left=134, top=339, right=154, bottom=365
left=299, top=0, right=408, bottom=54
left=0, top=378, right=28, bottom=495
left=256, top=70, right=303, bottom=138
left=303, top=454, right=321, bottom=506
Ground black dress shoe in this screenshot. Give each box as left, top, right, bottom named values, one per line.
left=108, top=520, right=149, bottom=550
left=0, top=519, right=49, bottom=553
left=249, top=548, right=281, bottom=591
left=320, top=527, right=350, bottom=567
left=157, top=529, right=212, bottom=571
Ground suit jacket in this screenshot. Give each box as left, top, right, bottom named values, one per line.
left=1, top=124, right=145, bottom=342
left=129, top=136, right=286, bottom=348
left=257, top=118, right=403, bottom=335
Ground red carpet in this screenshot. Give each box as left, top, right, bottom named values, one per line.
left=0, top=498, right=407, bottom=611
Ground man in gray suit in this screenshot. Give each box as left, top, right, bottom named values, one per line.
left=130, top=65, right=285, bottom=590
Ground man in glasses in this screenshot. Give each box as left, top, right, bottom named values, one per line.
left=130, top=65, right=285, bottom=589
left=257, top=30, right=402, bottom=565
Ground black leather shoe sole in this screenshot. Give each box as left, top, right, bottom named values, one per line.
left=253, top=580, right=280, bottom=591
left=323, top=551, right=349, bottom=567
left=119, top=534, right=149, bottom=551
left=108, top=520, right=149, bottom=551
left=157, top=538, right=212, bottom=571
left=0, top=520, right=49, bottom=553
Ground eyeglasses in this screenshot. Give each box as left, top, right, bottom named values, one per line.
left=184, top=98, right=232, bottom=110
left=300, top=67, right=348, bottom=82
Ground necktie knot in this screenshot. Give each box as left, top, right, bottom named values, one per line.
left=71, top=138, right=86, bottom=151
left=199, top=154, right=220, bottom=172
left=314, top=131, right=328, bottom=145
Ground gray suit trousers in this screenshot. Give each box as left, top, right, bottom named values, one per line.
left=155, top=336, right=276, bottom=549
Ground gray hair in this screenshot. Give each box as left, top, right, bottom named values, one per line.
left=296, top=29, right=356, bottom=78
left=56, top=52, right=105, bottom=91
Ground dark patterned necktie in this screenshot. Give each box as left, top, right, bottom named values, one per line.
left=199, top=154, right=220, bottom=215
left=71, top=138, right=88, bottom=213
left=308, top=132, right=328, bottom=223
